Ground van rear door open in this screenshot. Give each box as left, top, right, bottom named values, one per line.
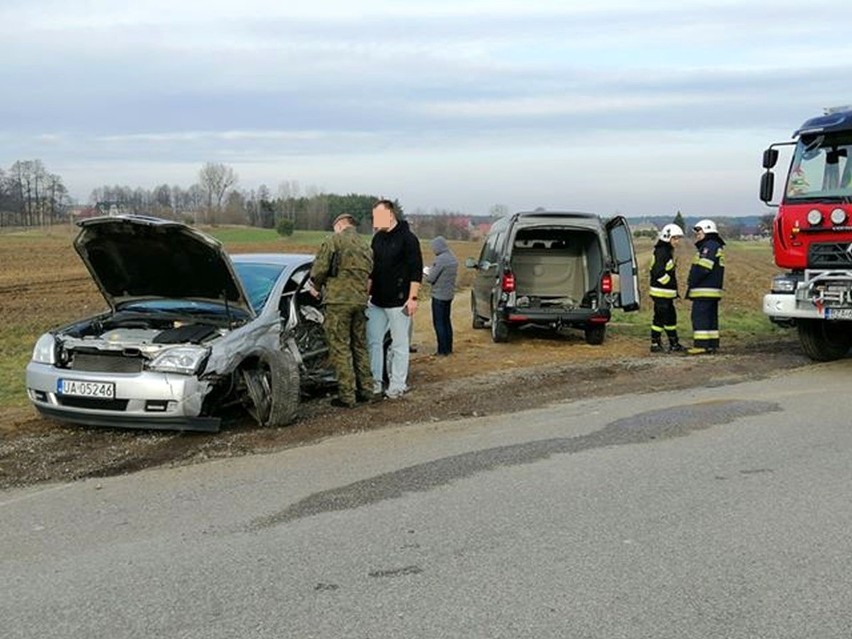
left=605, top=216, right=640, bottom=311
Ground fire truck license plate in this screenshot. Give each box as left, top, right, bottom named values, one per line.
left=825, top=308, right=852, bottom=320
left=57, top=379, right=116, bottom=398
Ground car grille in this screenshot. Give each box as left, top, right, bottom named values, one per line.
left=808, top=242, right=852, bottom=267
left=57, top=397, right=129, bottom=411
left=70, top=351, right=144, bottom=373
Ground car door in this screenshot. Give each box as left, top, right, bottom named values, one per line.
left=605, top=216, right=640, bottom=311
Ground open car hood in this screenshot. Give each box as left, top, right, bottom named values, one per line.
left=74, top=216, right=253, bottom=315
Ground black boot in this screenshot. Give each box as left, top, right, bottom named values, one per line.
left=650, top=329, right=664, bottom=353
left=668, top=334, right=685, bottom=353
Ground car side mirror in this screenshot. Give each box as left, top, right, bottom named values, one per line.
left=465, top=257, right=478, bottom=269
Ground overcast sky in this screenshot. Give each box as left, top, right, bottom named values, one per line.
left=2, top=0, right=851, bottom=217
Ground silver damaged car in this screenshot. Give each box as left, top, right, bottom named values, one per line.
left=26, top=215, right=336, bottom=432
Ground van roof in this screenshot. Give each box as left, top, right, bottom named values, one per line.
left=515, top=210, right=598, bottom=219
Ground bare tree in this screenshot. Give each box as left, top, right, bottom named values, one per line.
left=223, top=190, right=248, bottom=224
left=278, top=179, right=300, bottom=223
left=489, top=203, right=509, bottom=219
left=198, top=162, right=238, bottom=224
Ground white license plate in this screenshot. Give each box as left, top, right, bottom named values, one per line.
left=57, top=379, right=116, bottom=399
left=825, top=308, right=852, bottom=320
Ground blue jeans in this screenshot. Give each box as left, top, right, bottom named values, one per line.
left=366, top=304, right=411, bottom=395
left=431, top=298, right=453, bottom=355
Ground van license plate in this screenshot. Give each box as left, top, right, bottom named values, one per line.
left=57, top=379, right=116, bottom=398
left=825, top=308, right=852, bottom=320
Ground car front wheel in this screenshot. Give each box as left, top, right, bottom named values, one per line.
left=242, top=349, right=301, bottom=427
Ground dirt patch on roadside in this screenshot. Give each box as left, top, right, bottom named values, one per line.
left=0, top=330, right=809, bottom=490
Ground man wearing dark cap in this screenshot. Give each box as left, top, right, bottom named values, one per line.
left=309, top=213, right=375, bottom=407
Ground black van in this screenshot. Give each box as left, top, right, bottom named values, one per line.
left=466, top=210, right=640, bottom=344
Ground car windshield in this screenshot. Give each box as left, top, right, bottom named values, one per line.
left=233, top=261, right=287, bottom=312
left=118, top=298, right=248, bottom=321
left=786, top=132, right=852, bottom=201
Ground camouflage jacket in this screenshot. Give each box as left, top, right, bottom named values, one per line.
left=310, top=227, right=373, bottom=305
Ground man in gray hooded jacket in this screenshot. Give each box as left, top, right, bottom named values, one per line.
left=424, top=236, right=458, bottom=356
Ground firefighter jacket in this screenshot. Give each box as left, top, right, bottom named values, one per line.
left=686, top=234, right=725, bottom=299
left=310, top=226, right=373, bottom=305
left=649, top=241, right=678, bottom=299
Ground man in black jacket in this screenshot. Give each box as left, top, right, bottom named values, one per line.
left=366, top=199, right=423, bottom=399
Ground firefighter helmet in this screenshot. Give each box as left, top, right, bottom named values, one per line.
left=659, top=224, right=684, bottom=243
left=694, top=219, right=718, bottom=234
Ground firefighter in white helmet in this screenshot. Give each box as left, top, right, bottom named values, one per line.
left=649, top=223, right=685, bottom=352
left=686, top=219, right=725, bottom=354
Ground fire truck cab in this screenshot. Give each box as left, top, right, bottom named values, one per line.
left=760, top=106, right=852, bottom=361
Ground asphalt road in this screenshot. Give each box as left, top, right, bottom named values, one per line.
left=3, top=360, right=852, bottom=638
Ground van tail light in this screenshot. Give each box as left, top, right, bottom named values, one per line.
left=501, top=271, right=516, bottom=293
left=601, top=273, right=613, bottom=294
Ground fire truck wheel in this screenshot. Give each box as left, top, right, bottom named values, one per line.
left=797, top=319, right=852, bottom=362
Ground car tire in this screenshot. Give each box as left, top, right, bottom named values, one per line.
left=242, top=349, right=301, bottom=427
left=471, top=293, right=486, bottom=329
left=584, top=325, right=606, bottom=345
left=491, top=309, right=510, bottom=343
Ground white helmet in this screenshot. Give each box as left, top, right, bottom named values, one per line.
left=659, top=223, right=684, bottom=242
left=694, top=219, right=717, bottom=234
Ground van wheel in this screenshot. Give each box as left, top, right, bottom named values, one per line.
left=584, top=325, right=606, bottom=345
left=471, top=293, right=486, bottom=329
left=491, top=311, right=510, bottom=343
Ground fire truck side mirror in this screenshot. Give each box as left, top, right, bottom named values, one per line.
left=760, top=171, right=775, bottom=203
left=762, top=148, right=779, bottom=169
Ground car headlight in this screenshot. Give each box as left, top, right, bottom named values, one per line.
left=148, top=346, right=209, bottom=375
left=31, top=333, right=57, bottom=364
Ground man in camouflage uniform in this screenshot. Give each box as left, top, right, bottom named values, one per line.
left=309, top=213, right=375, bottom=408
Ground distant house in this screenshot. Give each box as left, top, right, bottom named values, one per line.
left=471, top=222, right=492, bottom=241
left=68, top=206, right=99, bottom=221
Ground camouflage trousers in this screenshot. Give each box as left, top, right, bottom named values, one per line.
left=324, top=303, right=374, bottom=404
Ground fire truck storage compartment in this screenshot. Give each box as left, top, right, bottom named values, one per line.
left=509, top=228, right=603, bottom=306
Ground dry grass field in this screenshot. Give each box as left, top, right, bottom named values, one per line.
left=0, top=225, right=784, bottom=406
left=0, top=224, right=781, bottom=410
left=0, top=223, right=806, bottom=488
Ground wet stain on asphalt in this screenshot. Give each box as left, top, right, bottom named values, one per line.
left=368, top=565, right=423, bottom=578
left=247, top=399, right=781, bottom=529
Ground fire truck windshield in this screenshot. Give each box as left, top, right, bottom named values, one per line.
left=785, top=132, right=852, bottom=202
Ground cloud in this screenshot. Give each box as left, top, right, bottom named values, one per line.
left=1, top=0, right=851, bottom=213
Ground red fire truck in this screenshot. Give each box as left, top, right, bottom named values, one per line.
left=760, top=106, right=852, bottom=361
